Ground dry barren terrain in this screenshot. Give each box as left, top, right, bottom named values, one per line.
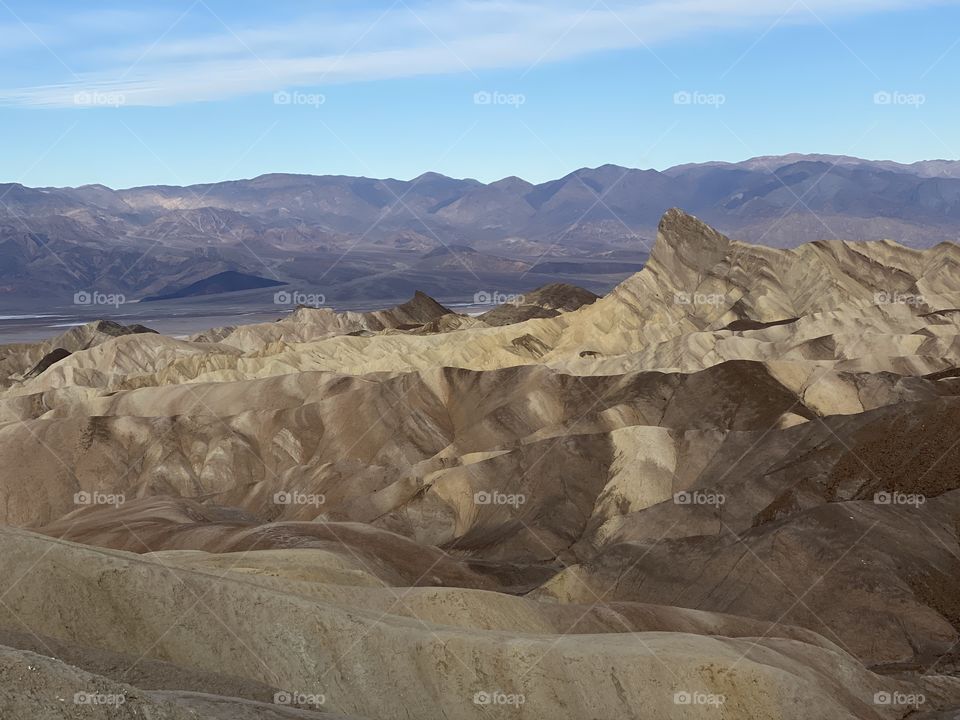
left=1, top=209, right=959, bottom=719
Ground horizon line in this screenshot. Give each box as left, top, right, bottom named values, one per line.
left=5, top=152, right=958, bottom=192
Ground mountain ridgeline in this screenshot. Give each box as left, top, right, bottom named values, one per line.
left=2, top=153, right=960, bottom=304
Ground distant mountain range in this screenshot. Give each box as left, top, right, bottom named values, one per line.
left=1, top=153, right=959, bottom=304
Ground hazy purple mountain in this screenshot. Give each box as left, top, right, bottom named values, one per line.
left=1, top=154, right=958, bottom=303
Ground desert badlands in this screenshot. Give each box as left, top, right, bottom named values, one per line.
left=0, top=210, right=959, bottom=719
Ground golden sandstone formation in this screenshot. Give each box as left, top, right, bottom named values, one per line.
left=0, top=209, right=959, bottom=719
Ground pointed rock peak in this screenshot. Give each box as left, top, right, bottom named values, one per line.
left=657, top=208, right=727, bottom=241
left=523, top=283, right=600, bottom=311
left=650, top=208, right=733, bottom=272
left=395, top=291, right=452, bottom=320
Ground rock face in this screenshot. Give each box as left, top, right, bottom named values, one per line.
left=184, top=290, right=453, bottom=351
left=478, top=283, right=600, bottom=326
left=0, top=319, right=157, bottom=388
left=22, top=347, right=72, bottom=379
left=2, top=209, right=960, bottom=718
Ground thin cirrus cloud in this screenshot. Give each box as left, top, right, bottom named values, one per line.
left=0, top=0, right=952, bottom=108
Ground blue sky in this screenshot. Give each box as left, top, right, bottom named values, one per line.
left=1, top=0, right=959, bottom=188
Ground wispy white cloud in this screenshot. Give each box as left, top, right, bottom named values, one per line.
left=0, top=0, right=954, bottom=107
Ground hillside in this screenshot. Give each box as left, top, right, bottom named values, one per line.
left=4, top=154, right=960, bottom=305
left=1, top=209, right=959, bottom=719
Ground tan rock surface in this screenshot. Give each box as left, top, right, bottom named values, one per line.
left=3, top=209, right=960, bottom=718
